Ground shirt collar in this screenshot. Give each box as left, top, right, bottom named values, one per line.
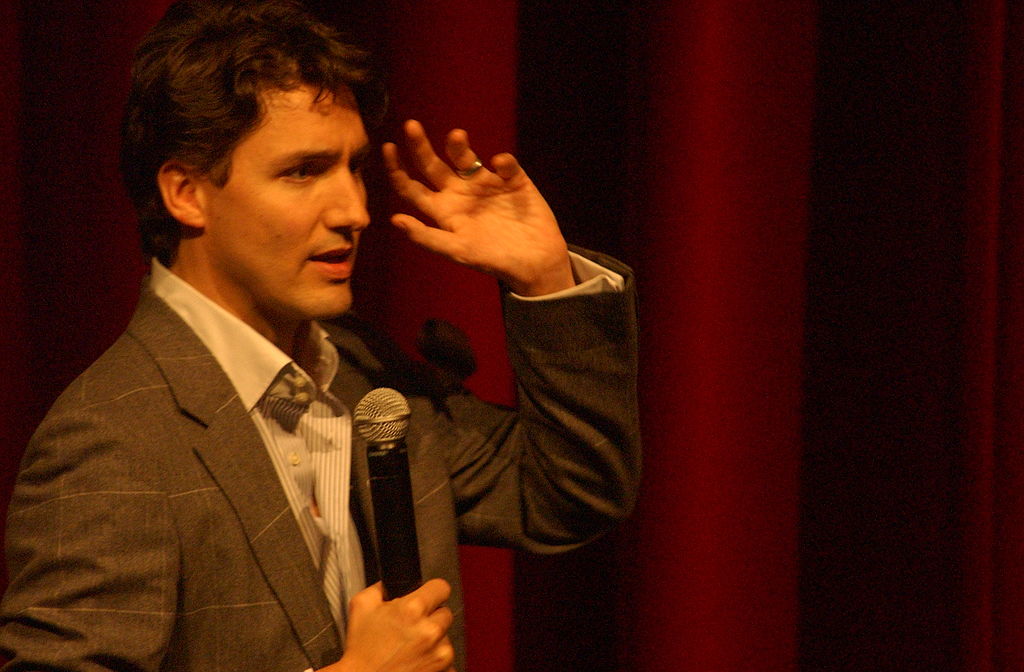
left=150, top=259, right=339, bottom=412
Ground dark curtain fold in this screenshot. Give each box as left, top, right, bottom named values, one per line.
left=4, top=1, right=1024, bottom=671
left=959, top=4, right=1007, bottom=670
left=799, top=1, right=1023, bottom=669
left=0, top=0, right=27, bottom=593
left=961, top=2, right=1024, bottom=669
left=799, top=2, right=970, bottom=669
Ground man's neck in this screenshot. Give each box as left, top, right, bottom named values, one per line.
left=166, top=259, right=315, bottom=370
left=286, top=321, right=318, bottom=375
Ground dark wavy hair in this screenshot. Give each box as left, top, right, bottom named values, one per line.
left=121, top=0, right=386, bottom=266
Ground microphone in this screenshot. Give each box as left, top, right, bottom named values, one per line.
left=353, top=387, right=422, bottom=600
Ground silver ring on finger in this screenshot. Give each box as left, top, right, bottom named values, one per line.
left=456, top=160, right=483, bottom=179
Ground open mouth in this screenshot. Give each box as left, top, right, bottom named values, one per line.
left=309, top=247, right=355, bottom=281
left=310, top=249, right=351, bottom=263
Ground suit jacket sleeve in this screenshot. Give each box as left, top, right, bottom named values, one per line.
left=428, top=248, right=641, bottom=551
left=0, top=372, right=179, bottom=670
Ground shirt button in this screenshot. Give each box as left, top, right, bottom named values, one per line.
left=289, top=452, right=301, bottom=466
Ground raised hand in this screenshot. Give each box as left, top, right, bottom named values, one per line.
left=383, top=120, right=575, bottom=297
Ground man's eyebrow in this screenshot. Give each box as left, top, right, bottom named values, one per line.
left=349, top=144, right=373, bottom=165
left=273, top=150, right=342, bottom=168
left=273, top=144, right=372, bottom=169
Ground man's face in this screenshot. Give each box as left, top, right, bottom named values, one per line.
left=174, top=85, right=371, bottom=341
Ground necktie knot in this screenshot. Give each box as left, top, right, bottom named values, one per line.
left=259, top=364, right=315, bottom=432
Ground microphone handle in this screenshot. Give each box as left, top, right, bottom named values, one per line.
left=367, top=440, right=422, bottom=599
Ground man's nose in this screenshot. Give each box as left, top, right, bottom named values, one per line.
left=322, top=171, right=370, bottom=231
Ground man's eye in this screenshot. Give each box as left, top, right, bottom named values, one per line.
left=283, top=163, right=324, bottom=180
left=350, top=148, right=373, bottom=176
left=353, top=154, right=372, bottom=172
left=349, top=158, right=368, bottom=177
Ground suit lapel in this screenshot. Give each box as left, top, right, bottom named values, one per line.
left=127, top=286, right=341, bottom=664
left=326, top=337, right=381, bottom=584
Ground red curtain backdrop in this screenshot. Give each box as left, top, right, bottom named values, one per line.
left=4, top=1, right=1024, bottom=671
left=626, top=3, right=816, bottom=669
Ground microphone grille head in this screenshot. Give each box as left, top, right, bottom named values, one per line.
left=353, top=387, right=411, bottom=443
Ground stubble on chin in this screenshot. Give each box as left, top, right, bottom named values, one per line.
left=315, top=282, right=354, bottom=321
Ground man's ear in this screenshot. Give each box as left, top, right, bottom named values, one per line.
left=157, top=161, right=209, bottom=229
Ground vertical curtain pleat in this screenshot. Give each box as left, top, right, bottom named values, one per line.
left=961, top=2, right=1006, bottom=669
left=622, top=3, right=816, bottom=670
left=19, top=2, right=162, bottom=397
left=986, top=4, right=1024, bottom=667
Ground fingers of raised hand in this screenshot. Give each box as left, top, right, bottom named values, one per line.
left=490, top=152, right=521, bottom=181
left=402, top=119, right=457, bottom=187
left=383, top=141, right=434, bottom=204
left=391, top=214, right=471, bottom=263
left=445, top=129, right=485, bottom=179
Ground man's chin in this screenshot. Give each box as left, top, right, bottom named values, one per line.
left=309, top=291, right=353, bottom=321
left=280, top=285, right=355, bottom=324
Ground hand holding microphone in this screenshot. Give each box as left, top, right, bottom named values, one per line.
left=324, top=390, right=453, bottom=672
left=330, top=579, right=455, bottom=672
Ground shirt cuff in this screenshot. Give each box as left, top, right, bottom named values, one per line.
left=509, top=252, right=625, bottom=302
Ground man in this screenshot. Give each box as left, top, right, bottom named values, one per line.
left=0, top=1, right=640, bottom=670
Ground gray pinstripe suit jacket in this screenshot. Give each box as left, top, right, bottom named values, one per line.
left=0, top=250, right=640, bottom=671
